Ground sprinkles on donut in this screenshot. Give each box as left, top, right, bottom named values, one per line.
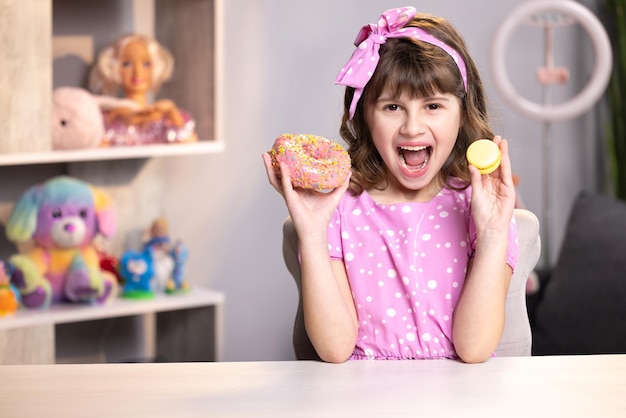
left=269, top=133, right=351, bottom=191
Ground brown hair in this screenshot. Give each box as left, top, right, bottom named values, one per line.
left=339, top=13, right=493, bottom=195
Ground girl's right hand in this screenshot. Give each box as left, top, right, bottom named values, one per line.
left=262, top=153, right=351, bottom=238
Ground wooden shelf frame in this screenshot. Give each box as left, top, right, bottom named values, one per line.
left=0, top=141, right=225, bottom=166
left=0, top=0, right=225, bottom=165
left=0, top=287, right=225, bottom=364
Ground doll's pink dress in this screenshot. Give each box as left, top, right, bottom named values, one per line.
left=101, top=109, right=196, bottom=146
left=327, top=183, right=519, bottom=360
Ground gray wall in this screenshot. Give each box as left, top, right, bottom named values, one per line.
left=160, top=0, right=609, bottom=361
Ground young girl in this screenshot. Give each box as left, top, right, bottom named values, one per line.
left=263, top=7, right=518, bottom=364
left=89, top=33, right=196, bottom=145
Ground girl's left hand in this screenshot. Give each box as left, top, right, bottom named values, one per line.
left=468, top=135, right=516, bottom=237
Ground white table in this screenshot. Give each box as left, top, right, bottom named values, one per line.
left=0, top=287, right=225, bottom=364
left=1, top=354, right=624, bottom=417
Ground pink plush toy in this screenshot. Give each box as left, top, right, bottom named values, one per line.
left=5, top=176, right=118, bottom=308
left=52, top=87, right=104, bottom=150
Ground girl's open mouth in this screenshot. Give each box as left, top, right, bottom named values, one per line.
left=399, top=145, right=431, bottom=171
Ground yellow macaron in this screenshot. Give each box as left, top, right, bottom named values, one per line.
left=466, top=139, right=501, bottom=174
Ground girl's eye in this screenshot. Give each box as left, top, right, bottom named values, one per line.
left=52, top=208, right=62, bottom=218
left=384, top=104, right=400, bottom=111
left=122, top=61, right=131, bottom=68
left=426, top=103, right=441, bottom=110
left=143, top=61, right=151, bottom=68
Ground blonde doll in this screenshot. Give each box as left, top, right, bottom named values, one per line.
left=90, top=33, right=196, bottom=145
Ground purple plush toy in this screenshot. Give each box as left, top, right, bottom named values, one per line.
left=5, top=176, right=118, bottom=309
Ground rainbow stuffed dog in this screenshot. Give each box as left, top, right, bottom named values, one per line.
left=5, top=176, right=118, bottom=309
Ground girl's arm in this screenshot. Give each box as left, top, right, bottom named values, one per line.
left=299, top=242, right=359, bottom=363
left=452, top=136, right=516, bottom=363
left=263, top=154, right=358, bottom=363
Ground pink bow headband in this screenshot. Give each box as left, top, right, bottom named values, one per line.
left=335, top=6, right=468, bottom=119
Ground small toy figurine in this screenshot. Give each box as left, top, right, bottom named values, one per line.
left=166, top=241, right=190, bottom=294
left=142, top=217, right=190, bottom=295
left=144, top=218, right=174, bottom=293
left=89, top=33, right=197, bottom=146
left=0, top=261, right=19, bottom=316
left=119, top=248, right=154, bottom=300
left=97, top=249, right=123, bottom=284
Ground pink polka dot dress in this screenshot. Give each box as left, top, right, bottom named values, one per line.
left=327, top=184, right=519, bottom=360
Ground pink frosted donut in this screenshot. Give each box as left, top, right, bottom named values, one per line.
left=269, top=133, right=351, bottom=191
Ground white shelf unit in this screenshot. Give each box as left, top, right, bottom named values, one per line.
left=0, top=287, right=225, bottom=364
left=0, top=141, right=225, bottom=166
left=0, top=0, right=224, bottom=163
left=0, top=0, right=226, bottom=364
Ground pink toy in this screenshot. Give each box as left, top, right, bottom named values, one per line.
left=5, top=176, right=118, bottom=308
left=52, top=87, right=105, bottom=150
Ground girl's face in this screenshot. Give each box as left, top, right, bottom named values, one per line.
left=119, top=39, right=153, bottom=95
left=366, top=89, right=461, bottom=202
